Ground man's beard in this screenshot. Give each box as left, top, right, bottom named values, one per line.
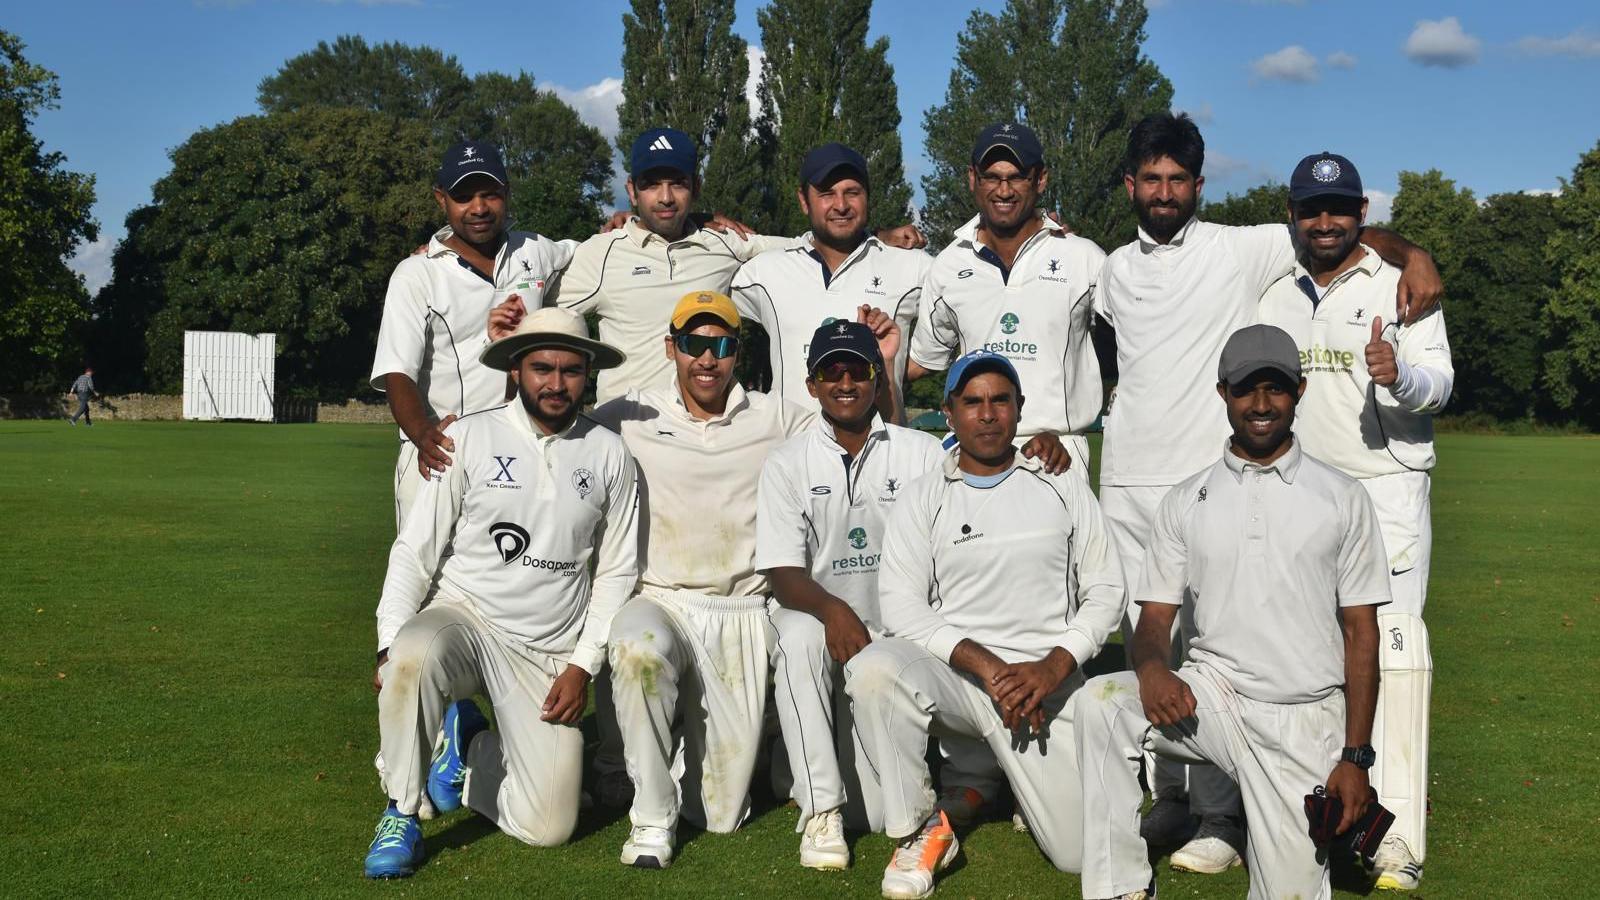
left=519, top=382, right=579, bottom=432
left=1136, top=195, right=1196, bottom=243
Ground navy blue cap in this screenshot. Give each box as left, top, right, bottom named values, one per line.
left=630, top=127, right=697, bottom=179
left=945, top=350, right=1022, bottom=397
left=1289, top=152, right=1363, bottom=202
left=972, top=122, right=1043, bottom=170
left=436, top=140, right=508, bottom=190
left=807, top=320, right=883, bottom=372
left=800, top=143, right=870, bottom=190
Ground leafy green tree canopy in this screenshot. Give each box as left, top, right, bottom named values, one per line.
left=1202, top=182, right=1289, bottom=227
left=1544, top=143, right=1600, bottom=425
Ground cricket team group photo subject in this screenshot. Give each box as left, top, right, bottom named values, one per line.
left=355, top=110, right=1452, bottom=900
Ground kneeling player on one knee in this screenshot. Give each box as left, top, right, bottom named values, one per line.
left=364, top=309, right=638, bottom=879
left=757, top=320, right=942, bottom=870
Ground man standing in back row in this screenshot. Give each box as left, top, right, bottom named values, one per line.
left=1259, top=152, right=1453, bottom=891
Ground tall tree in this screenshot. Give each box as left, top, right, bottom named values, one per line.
left=754, top=0, right=913, bottom=234
left=1543, top=143, right=1600, bottom=426
left=1202, top=182, right=1289, bottom=227
left=257, top=36, right=473, bottom=138
left=921, top=0, right=1171, bottom=248
left=615, top=0, right=764, bottom=222
left=1388, top=169, right=1478, bottom=280
left=0, top=30, right=98, bottom=392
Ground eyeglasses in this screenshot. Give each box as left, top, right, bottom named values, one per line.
left=977, top=172, right=1035, bottom=191
left=673, top=333, right=740, bottom=359
left=812, top=360, right=877, bottom=383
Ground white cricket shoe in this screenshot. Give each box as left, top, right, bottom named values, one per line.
left=620, top=824, right=675, bottom=869
left=1169, top=815, right=1244, bottom=874
left=1011, top=809, right=1030, bottom=834
left=935, top=785, right=988, bottom=826
left=1373, top=835, right=1423, bottom=890
left=881, top=810, right=959, bottom=899
left=799, top=808, right=850, bottom=870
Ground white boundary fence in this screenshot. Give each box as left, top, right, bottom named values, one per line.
left=182, top=331, right=276, bottom=422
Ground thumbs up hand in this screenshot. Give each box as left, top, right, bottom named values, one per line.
left=1365, top=316, right=1398, bottom=386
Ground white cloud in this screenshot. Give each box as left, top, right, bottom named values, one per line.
left=1523, top=187, right=1562, bottom=197
left=745, top=46, right=765, bottom=115
left=1176, top=101, right=1214, bottom=125
left=1252, top=45, right=1319, bottom=83
left=541, top=76, right=623, bottom=139
left=1326, top=51, right=1358, bottom=70
left=1365, top=189, right=1394, bottom=225
left=70, top=234, right=116, bottom=296
left=1205, top=151, right=1277, bottom=187
left=1405, top=17, right=1481, bottom=68
left=1516, top=30, right=1600, bottom=58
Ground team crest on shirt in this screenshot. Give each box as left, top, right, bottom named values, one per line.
left=866, top=275, right=886, bottom=296
left=1039, top=258, right=1072, bottom=284
left=1000, top=312, right=1020, bottom=334
left=848, top=527, right=869, bottom=550
left=878, top=477, right=901, bottom=502
left=572, top=467, right=595, bottom=499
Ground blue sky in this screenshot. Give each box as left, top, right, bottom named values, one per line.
left=11, top=0, right=1599, bottom=293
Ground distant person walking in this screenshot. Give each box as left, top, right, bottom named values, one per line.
left=69, top=367, right=95, bottom=426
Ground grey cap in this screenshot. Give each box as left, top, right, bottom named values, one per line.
left=1217, top=324, right=1302, bottom=386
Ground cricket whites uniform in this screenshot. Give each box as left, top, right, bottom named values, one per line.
left=592, top=383, right=814, bottom=833
left=1260, top=247, right=1453, bottom=868
left=374, top=404, right=640, bottom=847
left=1096, top=218, right=1295, bottom=811
left=845, top=450, right=1126, bottom=872
left=1073, top=440, right=1391, bottom=900
left=371, top=227, right=576, bottom=525
left=549, top=219, right=790, bottom=404
left=731, top=234, right=930, bottom=407
left=756, top=415, right=946, bottom=831
left=910, top=216, right=1105, bottom=476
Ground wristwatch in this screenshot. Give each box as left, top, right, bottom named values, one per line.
left=1341, top=744, right=1376, bottom=769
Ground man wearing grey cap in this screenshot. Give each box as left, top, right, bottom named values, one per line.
left=1072, top=324, right=1390, bottom=900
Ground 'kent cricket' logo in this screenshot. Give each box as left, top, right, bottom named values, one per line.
left=1000, top=312, right=1020, bottom=335
left=847, top=527, right=869, bottom=550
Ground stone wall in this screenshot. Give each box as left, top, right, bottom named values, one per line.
left=0, top=394, right=390, bottom=423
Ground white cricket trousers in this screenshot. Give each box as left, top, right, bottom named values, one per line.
left=393, top=441, right=423, bottom=529
left=845, top=638, right=1088, bottom=872
left=377, top=602, right=584, bottom=847
left=608, top=589, right=772, bottom=833
left=768, top=605, right=883, bottom=831
left=1073, top=665, right=1345, bottom=900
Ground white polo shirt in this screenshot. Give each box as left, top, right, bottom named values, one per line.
left=549, top=218, right=791, bottom=404
left=1141, top=439, right=1391, bottom=704
left=370, top=226, right=577, bottom=433
left=1097, top=218, right=1296, bottom=486
left=1259, top=247, right=1454, bottom=478
left=909, top=215, right=1105, bottom=440
left=376, top=403, right=640, bottom=675
left=591, top=382, right=815, bottom=598
left=877, top=450, right=1126, bottom=667
left=755, top=416, right=945, bottom=630
left=731, top=233, right=931, bottom=407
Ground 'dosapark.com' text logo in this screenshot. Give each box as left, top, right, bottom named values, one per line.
left=489, top=522, right=580, bottom=575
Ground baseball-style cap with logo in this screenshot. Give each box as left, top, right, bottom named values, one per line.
left=1217, top=324, right=1302, bottom=386
left=630, top=127, right=697, bottom=179
left=971, top=122, right=1044, bottom=171
left=945, top=349, right=1022, bottom=397
left=480, top=307, right=626, bottom=372
left=669, top=290, right=740, bottom=332
left=436, top=140, right=508, bottom=191
left=800, top=143, right=870, bottom=190
left=806, top=320, right=883, bottom=372
left=1289, top=151, right=1363, bottom=202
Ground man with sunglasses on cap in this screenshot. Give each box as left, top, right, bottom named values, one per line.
left=756, top=321, right=947, bottom=870
left=731, top=143, right=930, bottom=415
left=905, top=122, right=1104, bottom=479
left=1258, top=153, right=1452, bottom=892
left=586, top=290, right=815, bottom=869
left=845, top=349, right=1126, bottom=899
left=1072, top=324, right=1389, bottom=900
left=363, top=307, right=639, bottom=879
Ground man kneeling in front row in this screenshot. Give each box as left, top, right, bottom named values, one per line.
left=364, top=308, right=639, bottom=877
left=846, top=350, right=1127, bottom=899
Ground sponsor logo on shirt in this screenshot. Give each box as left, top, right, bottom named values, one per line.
left=952, top=523, right=984, bottom=545
left=572, top=467, right=595, bottom=499
left=632, top=265, right=651, bottom=276
left=1300, top=344, right=1357, bottom=374
left=488, top=456, right=521, bottom=489
left=489, top=521, right=581, bottom=575
left=985, top=313, right=1037, bottom=359
left=956, top=268, right=974, bottom=279
left=832, top=527, right=879, bottom=573
left=810, top=485, right=832, bottom=495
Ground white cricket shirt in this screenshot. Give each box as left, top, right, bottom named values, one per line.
left=1141, top=439, right=1391, bottom=704
left=877, top=450, right=1126, bottom=667
left=755, top=415, right=946, bottom=630
left=370, top=226, right=577, bottom=432
left=590, top=382, right=815, bottom=598
left=1259, top=247, right=1454, bottom=478
left=1097, top=218, right=1296, bottom=486
left=549, top=218, right=790, bottom=404
left=375, top=403, right=640, bottom=675
left=909, top=215, right=1106, bottom=439
left=731, top=233, right=931, bottom=408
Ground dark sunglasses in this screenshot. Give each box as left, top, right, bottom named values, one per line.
left=673, top=333, right=739, bottom=359
left=812, top=360, right=878, bottom=383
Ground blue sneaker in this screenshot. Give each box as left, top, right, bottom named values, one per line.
left=364, top=804, right=423, bottom=879
left=427, top=699, right=488, bottom=813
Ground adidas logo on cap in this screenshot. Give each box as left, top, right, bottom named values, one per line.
left=650, top=135, right=674, bottom=151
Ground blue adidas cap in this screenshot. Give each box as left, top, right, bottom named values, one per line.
left=630, top=127, right=697, bottom=179
left=944, top=350, right=1022, bottom=397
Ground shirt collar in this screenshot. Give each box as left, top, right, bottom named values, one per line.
left=504, top=401, right=577, bottom=447
left=625, top=216, right=703, bottom=248
left=667, top=378, right=750, bottom=424
left=951, top=214, right=1061, bottom=256
left=1292, top=243, right=1382, bottom=286
left=1136, top=214, right=1200, bottom=251
left=1221, top=436, right=1303, bottom=484
left=939, top=445, right=1039, bottom=481
left=815, top=412, right=889, bottom=454
left=426, top=225, right=514, bottom=272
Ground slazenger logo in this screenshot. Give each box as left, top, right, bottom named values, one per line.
left=956, top=268, right=974, bottom=279
left=491, top=522, right=530, bottom=565
left=810, top=485, right=831, bottom=495
left=1000, top=312, right=1019, bottom=334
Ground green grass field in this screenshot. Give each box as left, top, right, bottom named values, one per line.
left=3, top=421, right=1596, bottom=897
